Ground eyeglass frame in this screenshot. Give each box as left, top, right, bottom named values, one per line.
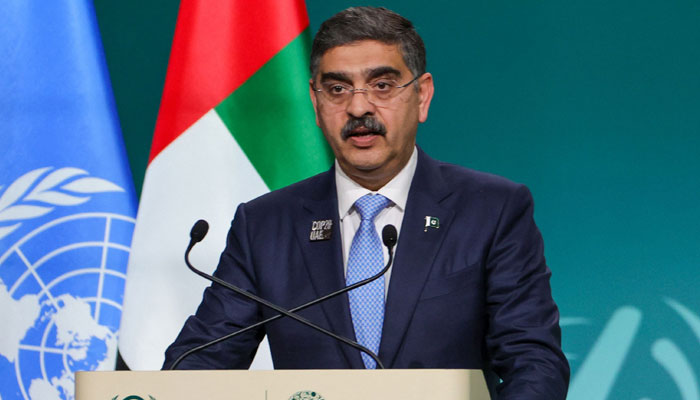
left=311, top=74, right=421, bottom=106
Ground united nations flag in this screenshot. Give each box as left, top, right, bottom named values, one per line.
left=0, top=2, right=137, bottom=399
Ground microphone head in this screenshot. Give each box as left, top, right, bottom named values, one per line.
left=382, top=224, right=398, bottom=248
left=190, top=219, right=209, bottom=243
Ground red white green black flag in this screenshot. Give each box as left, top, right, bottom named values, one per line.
left=119, top=0, right=332, bottom=370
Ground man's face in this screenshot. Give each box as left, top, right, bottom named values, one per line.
left=310, top=40, right=434, bottom=190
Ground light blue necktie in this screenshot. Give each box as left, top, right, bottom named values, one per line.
left=346, top=193, right=391, bottom=369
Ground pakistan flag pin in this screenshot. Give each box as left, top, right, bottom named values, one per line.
left=424, top=216, right=439, bottom=232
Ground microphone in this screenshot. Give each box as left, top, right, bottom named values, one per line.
left=189, top=219, right=209, bottom=244
left=169, top=221, right=398, bottom=370
left=197, top=224, right=399, bottom=351
left=382, top=224, right=398, bottom=248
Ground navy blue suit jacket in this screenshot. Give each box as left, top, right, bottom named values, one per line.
left=165, top=149, right=569, bottom=399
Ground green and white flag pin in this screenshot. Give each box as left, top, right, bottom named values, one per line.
left=424, top=216, right=440, bottom=231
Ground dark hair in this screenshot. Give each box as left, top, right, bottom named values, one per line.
left=310, top=7, right=426, bottom=79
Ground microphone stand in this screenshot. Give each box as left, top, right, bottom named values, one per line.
left=169, top=221, right=396, bottom=370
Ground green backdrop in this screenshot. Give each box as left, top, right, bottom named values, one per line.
left=95, top=1, right=700, bottom=398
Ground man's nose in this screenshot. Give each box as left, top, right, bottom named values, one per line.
left=345, top=89, right=376, bottom=118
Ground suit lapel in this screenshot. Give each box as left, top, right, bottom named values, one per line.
left=294, top=169, right=364, bottom=368
left=380, top=150, right=454, bottom=367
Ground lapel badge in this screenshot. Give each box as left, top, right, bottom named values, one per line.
left=309, top=219, right=333, bottom=241
left=424, top=216, right=440, bottom=232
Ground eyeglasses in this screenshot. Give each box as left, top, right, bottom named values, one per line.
left=312, top=75, right=419, bottom=106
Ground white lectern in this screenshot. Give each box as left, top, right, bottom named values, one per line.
left=75, top=369, right=490, bottom=399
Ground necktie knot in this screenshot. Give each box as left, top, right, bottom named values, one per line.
left=354, top=194, right=390, bottom=221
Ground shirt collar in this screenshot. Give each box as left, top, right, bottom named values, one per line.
left=336, top=146, right=418, bottom=219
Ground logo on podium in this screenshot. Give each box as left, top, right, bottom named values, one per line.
left=289, top=390, right=325, bottom=400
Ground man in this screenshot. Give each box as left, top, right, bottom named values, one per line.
left=165, top=7, right=569, bottom=399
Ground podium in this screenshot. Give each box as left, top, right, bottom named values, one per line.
left=75, top=369, right=490, bottom=399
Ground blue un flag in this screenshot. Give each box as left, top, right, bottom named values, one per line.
left=0, top=2, right=137, bottom=399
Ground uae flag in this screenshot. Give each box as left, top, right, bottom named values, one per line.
left=119, top=0, right=333, bottom=370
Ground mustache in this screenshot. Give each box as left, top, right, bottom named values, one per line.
left=341, top=116, right=387, bottom=140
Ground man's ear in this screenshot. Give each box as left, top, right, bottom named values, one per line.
left=417, top=73, right=434, bottom=123
left=309, top=79, right=320, bottom=126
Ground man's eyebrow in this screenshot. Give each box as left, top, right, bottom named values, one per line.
left=319, top=72, right=352, bottom=83
left=319, top=67, right=402, bottom=84
left=365, top=66, right=402, bottom=80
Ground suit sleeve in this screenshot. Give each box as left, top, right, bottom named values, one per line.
left=162, top=203, right=265, bottom=369
left=484, top=185, right=570, bottom=399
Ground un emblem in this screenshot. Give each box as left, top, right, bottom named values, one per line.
left=0, top=167, right=136, bottom=400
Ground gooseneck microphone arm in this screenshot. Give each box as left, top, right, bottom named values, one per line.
left=192, top=223, right=398, bottom=352
left=169, top=220, right=397, bottom=370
